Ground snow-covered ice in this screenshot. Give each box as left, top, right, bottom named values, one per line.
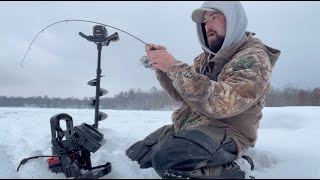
left=0, top=106, right=319, bottom=179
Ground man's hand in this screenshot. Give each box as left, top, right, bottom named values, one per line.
left=145, top=44, right=177, bottom=73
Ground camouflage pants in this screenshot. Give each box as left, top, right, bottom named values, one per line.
left=126, top=124, right=243, bottom=179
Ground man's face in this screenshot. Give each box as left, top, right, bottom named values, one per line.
left=203, top=11, right=226, bottom=53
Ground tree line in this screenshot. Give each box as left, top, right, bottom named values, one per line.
left=0, top=86, right=319, bottom=110
left=265, top=86, right=320, bottom=107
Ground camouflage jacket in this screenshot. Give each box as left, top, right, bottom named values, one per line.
left=155, top=32, right=281, bottom=157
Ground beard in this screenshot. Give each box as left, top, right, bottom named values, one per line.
left=207, top=33, right=225, bottom=53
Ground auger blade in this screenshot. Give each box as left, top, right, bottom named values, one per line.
left=88, top=99, right=96, bottom=107
left=98, top=111, right=108, bottom=121
left=87, top=75, right=105, bottom=86
left=99, top=88, right=108, bottom=97
left=87, top=79, right=97, bottom=86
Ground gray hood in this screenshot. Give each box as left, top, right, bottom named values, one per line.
left=191, top=1, right=248, bottom=55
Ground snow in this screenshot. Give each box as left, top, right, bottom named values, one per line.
left=0, top=106, right=319, bottom=179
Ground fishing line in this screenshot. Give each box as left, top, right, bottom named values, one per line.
left=20, top=19, right=154, bottom=68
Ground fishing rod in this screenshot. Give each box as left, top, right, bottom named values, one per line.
left=20, top=19, right=155, bottom=68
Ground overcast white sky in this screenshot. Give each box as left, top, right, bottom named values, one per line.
left=1, top=1, right=320, bottom=98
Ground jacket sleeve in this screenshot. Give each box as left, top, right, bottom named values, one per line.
left=166, top=47, right=272, bottom=119
left=155, top=54, right=206, bottom=103
left=155, top=68, right=184, bottom=102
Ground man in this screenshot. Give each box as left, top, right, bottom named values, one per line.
left=126, top=1, right=281, bottom=179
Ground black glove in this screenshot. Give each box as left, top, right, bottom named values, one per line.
left=126, top=124, right=174, bottom=169
left=126, top=133, right=158, bottom=169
